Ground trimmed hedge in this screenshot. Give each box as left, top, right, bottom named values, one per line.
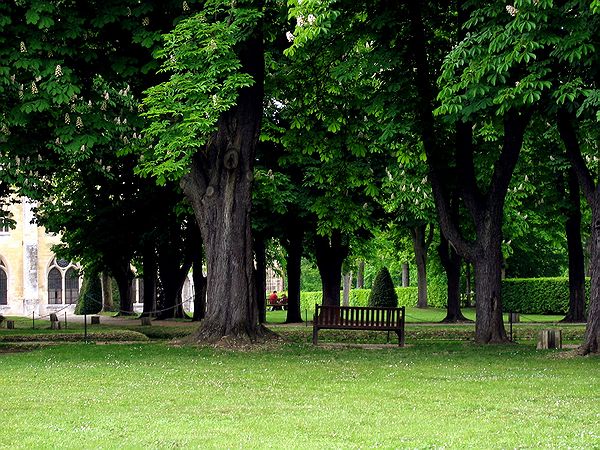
left=75, top=273, right=103, bottom=315
left=299, top=277, right=587, bottom=317
left=502, top=277, right=590, bottom=314
left=368, top=267, right=398, bottom=307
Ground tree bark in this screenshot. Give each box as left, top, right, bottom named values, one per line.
left=254, top=235, right=267, bottom=324
left=356, top=261, right=365, bottom=288
left=401, top=263, right=410, bottom=287
left=192, top=250, right=207, bottom=322
left=557, top=109, right=599, bottom=354
left=560, top=168, right=587, bottom=322
left=465, top=262, right=473, bottom=307
left=100, top=272, right=113, bottom=312
left=156, top=246, right=191, bottom=320
left=284, top=227, right=304, bottom=323
left=141, top=242, right=157, bottom=317
left=181, top=19, right=265, bottom=343
left=315, top=231, right=349, bottom=306
left=112, top=261, right=134, bottom=315
left=411, top=224, right=433, bottom=308
left=438, top=232, right=470, bottom=322
left=342, top=271, right=351, bottom=306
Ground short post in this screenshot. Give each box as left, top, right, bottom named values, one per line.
left=91, top=316, right=100, bottom=325
left=64, top=312, right=67, bottom=329
left=50, top=313, right=60, bottom=330
left=509, top=311, right=513, bottom=342
left=141, top=316, right=152, bottom=326
left=305, top=309, right=308, bottom=327
left=32, top=311, right=35, bottom=330
left=537, top=329, right=562, bottom=350
left=84, top=313, right=88, bottom=342
left=7, top=320, right=15, bottom=329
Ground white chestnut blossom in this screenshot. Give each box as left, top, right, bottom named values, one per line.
left=286, top=31, right=295, bottom=42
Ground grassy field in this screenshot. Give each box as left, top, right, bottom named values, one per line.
left=0, top=339, right=598, bottom=449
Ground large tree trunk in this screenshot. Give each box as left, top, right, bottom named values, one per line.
left=557, top=109, right=600, bottom=354
left=582, top=205, right=600, bottom=353
left=562, top=168, right=586, bottom=322
left=315, top=231, right=349, bottom=306
left=285, top=227, right=304, bottom=323
left=473, top=232, right=507, bottom=343
left=438, top=233, right=470, bottom=322
left=100, top=272, right=113, bottom=312
left=411, top=224, right=433, bottom=308
left=181, top=19, right=265, bottom=343
left=141, top=241, right=157, bottom=317
left=254, top=235, right=267, bottom=324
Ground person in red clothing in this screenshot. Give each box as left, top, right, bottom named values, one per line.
left=268, top=291, right=279, bottom=310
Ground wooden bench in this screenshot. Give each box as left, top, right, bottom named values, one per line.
left=312, top=304, right=405, bottom=347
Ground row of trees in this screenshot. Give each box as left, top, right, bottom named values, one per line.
left=0, top=0, right=598, bottom=353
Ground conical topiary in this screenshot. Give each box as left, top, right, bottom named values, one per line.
left=75, top=272, right=103, bottom=315
left=368, top=266, right=398, bottom=307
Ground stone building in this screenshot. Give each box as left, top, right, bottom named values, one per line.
left=0, top=197, right=80, bottom=317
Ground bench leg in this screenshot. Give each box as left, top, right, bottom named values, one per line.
left=312, top=326, right=318, bottom=345
left=397, top=330, right=405, bottom=347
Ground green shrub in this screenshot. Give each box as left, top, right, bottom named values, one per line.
left=396, top=287, right=418, bottom=307
left=75, top=273, right=103, bottom=315
left=502, top=277, right=590, bottom=314
left=368, top=267, right=398, bottom=307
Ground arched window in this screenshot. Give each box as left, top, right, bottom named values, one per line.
left=48, top=268, right=63, bottom=304
left=0, top=266, right=7, bottom=305
left=64, top=268, right=80, bottom=304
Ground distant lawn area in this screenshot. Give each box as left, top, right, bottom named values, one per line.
left=265, top=307, right=568, bottom=324
left=0, top=341, right=598, bottom=448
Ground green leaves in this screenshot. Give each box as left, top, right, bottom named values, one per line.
left=138, top=2, right=261, bottom=182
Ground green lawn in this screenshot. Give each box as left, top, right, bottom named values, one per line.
left=266, top=307, right=567, bottom=324
left=0, top=340, right=598, bottom=449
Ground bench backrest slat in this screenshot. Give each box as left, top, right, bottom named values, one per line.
left=315, top=305, right=405, bottom=329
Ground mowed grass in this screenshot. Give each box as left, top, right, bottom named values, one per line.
left=266, top=307, right=567, bottom=324
left=0, top=341, right=598, bottom=449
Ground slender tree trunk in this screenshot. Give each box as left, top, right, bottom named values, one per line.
left=402, top=263, right=410, bottom=287
left=254, top=235, right=267, bottom=324
left=438, top=233, right=470, bottom=322
left=181, top=20, right=265, bottom=343
left=190, top=226, right=207, bottom=322
left=192, top=254, right=207, bottom=322
left=100, top=272, right=113, bottom=312
left=315, top=231, right=349, bottom=306
left=562, top=168, right=586, bottom=322
left=356, top=261, right=365, bottom=288
left=411, top=224, right=432, bottom=308
left=342, top=271, right=351, bottom=306
left=112, top=262, right=134, bottom=315
left=156, top=247, right=191, bottom=319
left=140, top=241, right=157, bottom=317
left=465, top=262, right=473, bottom=307
left=285, top=227, right=303, bottom=323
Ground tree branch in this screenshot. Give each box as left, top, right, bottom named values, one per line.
left=557, top=108, right=595, bottom=204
